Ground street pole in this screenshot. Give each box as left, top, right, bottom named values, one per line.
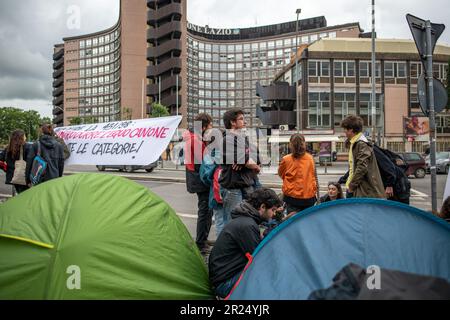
left=371, top=0, right=377, bottom=143
left=295, top=8, right=301, bottom=134
left=141, top=78, right=145, bottom=119
left=158, top=76, right=161, bottom=104
left=426, top=20, right=438, bottom=213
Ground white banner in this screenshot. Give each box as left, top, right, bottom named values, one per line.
left=54, top=116, right=182, bottom=166
left=444, top=171, right=450, bottom=205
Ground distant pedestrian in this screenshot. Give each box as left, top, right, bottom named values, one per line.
left=320, top=182, right=344, bottom=203
left=208, top=188, right=282, bottom=299
left=278, top=134, right=318, bottom=218
left=166, top=145, right=172, bottom=161
left=25, top=123, right=65, bottom=186
left=183, top=113, right=214, bottom=254
left=340, top=116, right=385, bottom=199
left=0, top=129, right=31, bottom=194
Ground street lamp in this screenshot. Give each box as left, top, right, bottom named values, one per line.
left=295, top=8, right=302, bottom=133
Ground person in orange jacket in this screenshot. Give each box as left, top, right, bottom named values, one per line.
left=278, top=134, right=318, bottom=218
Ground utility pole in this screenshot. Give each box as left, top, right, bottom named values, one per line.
left=295, top=8, right=302, bottom=133
left=371, top=0, right=377, bottom=143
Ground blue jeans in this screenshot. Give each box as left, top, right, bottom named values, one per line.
left=214, top=206, right=230, bottom=237
left=222, top=188, right=243, bottom=222
left=214, top=272, right=242, bottom=298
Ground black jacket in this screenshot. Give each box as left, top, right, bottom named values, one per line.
left=0, top=144, right=32, bottom=185
left=219, top=131, right=259, bottom=190
left=26, top=135, right=65, bottom=184
left=208, top=201, right=263, bottom=287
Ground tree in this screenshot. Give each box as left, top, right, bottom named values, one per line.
left=149, top=102, right=170, bottom=118
left=69, top=116, right=96, bottom=125
left=121, top=107, right=133, bottom=121
left=0, top=107, right=46, bottom=145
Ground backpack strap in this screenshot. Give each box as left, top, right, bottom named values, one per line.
left=36, top=141, right=41, bottom=156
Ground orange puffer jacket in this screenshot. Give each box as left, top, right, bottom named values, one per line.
left=278, top=153, right=317, bottom=200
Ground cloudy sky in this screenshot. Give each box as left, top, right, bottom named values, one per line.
left=0, top=0, right=449, bottom=118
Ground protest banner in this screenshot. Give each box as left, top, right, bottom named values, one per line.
left=54, top=116, right=182, bottom=166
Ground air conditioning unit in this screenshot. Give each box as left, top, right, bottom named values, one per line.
left=279, top=125, right=288, bottom=131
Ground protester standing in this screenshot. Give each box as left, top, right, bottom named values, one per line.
left=278, top=134, right=318, bottom=217
left=0, top=129, right=31, bottom=194
left=183, top=113, right=214, bottom=254
left=25, top=124, right=65, bottom=186
left=220, top=109, right=261, bottom=223
left=340, top=116, right=385, bottom=199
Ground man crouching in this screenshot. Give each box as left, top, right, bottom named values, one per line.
left=208, top=188, right=282, bottom=299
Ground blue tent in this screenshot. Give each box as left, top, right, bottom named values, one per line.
left=228, top=199, right=450, bottom=300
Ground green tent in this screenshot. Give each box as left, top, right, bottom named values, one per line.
left=0, top=173, right=212, bottom=299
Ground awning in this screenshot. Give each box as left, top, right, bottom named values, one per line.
left=268, top=135, right=342, bottom=143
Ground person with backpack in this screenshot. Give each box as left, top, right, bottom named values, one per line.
left=372, top=144, right=411, bottom=204
left=340, top=116, right=385, bottom=199
left=0, top=129, right=31, bottom=194
left=183, top=113, right=214, bottom=254
left=200, top=148, right=228, bottom=237
left=25, top=124, right=65, bottom=186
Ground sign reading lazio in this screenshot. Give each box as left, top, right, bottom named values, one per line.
left=54, top=116, right=182, bottom=166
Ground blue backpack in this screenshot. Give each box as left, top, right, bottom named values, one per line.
left=29, top=141, right=47, bottom=186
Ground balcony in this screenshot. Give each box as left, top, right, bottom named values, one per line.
left=53, top=78, right=63, bottom=88
left=147, top=21, right=182, bottom=43
left=147, top=39, right=181, bottom=60
left=161, top=94, right=182, bottom=107
left=147, top=76, right=182, bottom=95
left=53, top=113, right=64, bottom=126
left=147, top=2, right=182, bottom=26
left=53, top=57, right=64, bottom=69
left=53, top=95, right=63, bottom=106
left=146, top=57, right=182, bottom=78
left=53, top=49, right=64, bottom=61
left=53, top=68, right=64, bottom=78
left=52, top=86, right=64, bottom=97
left=53, top=106, right=64, bottom=115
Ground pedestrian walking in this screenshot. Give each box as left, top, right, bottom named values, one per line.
left=278, top=134, right=318, bottom=218
left=340, top=115, right=384, bottom=199
left=0, top=129, right=31, bottom=194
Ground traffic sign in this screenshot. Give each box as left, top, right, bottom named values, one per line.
left=417, top=74, right=448, bottom=116
left=406, top=14, right=445, bottom=74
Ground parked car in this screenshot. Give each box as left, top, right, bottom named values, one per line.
left=398, top=152, right=426, bottom=178
left=96, top=161, right=158, bottom=173
left=425, top=152, right=450, bottom=174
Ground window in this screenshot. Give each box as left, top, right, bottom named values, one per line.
left=320, top=61, right=330, bottom=77
left=397, top=62, right=407, bottom=78
left=308, top=92, right=331, bottom=128
left=410, top=62, right=422, bottom=78
left=384, top=62, right=394, bottom=78
left=334, top=61, right=343, bottom=77
left=308, top=61, right=318, bottom=76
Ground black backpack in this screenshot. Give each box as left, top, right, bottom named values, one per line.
left=372, top=145, right=411, bottom=202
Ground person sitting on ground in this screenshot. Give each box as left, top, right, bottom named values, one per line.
left=440, top=196, right=450, bottom=223
left=208, top=188, right=282, bottom=299
left=320, top=182, right=344, bottom=203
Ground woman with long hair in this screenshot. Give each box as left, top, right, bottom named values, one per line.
left=320, top=182, right=344, bottom=203
left=278, top=134, right=318, bottom=218
left=0, top=129, right=31, bottom=194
